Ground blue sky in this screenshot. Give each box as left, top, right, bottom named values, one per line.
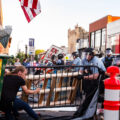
left=2, top=0, right=120, bottom=55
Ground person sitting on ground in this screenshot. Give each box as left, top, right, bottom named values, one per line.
left=0, top=66, right=41, bottom=120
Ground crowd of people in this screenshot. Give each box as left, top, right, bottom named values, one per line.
left=0, top=47, right=120, bottom=120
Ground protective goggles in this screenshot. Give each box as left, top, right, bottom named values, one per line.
left=85, top=52, right=93, bottom=56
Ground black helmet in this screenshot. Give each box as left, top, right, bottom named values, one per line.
left=84, top=48, right=95, bottom=56
left=58, top=53, right=64, bottom=59
left=72, top=52, right=79, bottom=58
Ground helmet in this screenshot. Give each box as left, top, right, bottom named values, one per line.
left=106, top=48, right=112, bottom=55
left=72, top=52, right=79, bottom=58
left=58, top=53, right=64, bottom=59
left=84, top=48, right=95, bottom=56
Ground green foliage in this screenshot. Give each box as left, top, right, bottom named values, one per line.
left=7, top=49, right=45, bottom=65
left=34, top=55, right=38, bottom=62
left=7, top=52, right=28, bottom=65
left=16, top=52, right=25, bottom=63
left=7, top=56, right=15, bottom=65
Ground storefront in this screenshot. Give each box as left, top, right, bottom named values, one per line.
left=89, top=15, right=120, bottom=53
left=107, top=19, right=120, bottom=54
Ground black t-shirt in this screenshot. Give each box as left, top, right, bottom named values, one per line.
left=1, top=75, right=25, bottom=102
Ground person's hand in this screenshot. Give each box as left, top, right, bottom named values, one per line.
left=35, top=88, right=40, bottom=94
left=84, top=76, right=89, bottom=79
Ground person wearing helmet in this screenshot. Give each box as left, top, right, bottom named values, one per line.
left=56, top=53, right=64, bottom=65
left=80, top=48, right=106, bottom=92
left=102, top=48, right=113, bottom=69
left=72, top=52, right=81, bottom=72
left=73, top=48, right=106, bottom=119
left=70, top=52, right=82, bottom=98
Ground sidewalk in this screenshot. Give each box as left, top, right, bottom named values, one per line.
left=0, top=109, right=104, bottom=120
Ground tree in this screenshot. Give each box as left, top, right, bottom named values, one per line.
left=16, top=51, right=26, bottom=63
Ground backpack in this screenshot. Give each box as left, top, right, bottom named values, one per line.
left=104, top=56, right=113, bottom=68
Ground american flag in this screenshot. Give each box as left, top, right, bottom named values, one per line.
left=19, top=0, right=41, bottom=23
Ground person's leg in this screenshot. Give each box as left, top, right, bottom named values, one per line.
left=5, top=109, right=14, bottom=120
left=74, top=81, right=97, bottom=117
left=4, top=102, right=14, bottom=120
left=14, top=98, right=39, bottom=120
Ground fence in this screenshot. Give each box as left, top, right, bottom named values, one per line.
left=5, top=65, right=102, bottom=110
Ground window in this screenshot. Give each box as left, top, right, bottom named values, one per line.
left=102, top=28, right=106, bottom=46
left=95, top=30, right=101, bottom=48
left=91, top=32, right=94, bottom=48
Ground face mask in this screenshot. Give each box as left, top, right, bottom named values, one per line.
left=106, top=50, right=112, bottom=55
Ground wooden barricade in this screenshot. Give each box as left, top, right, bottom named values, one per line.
left=20, top=71, right=82, bottom=107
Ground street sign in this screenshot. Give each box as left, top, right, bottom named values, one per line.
left=29, top=38, right=35, bottom=55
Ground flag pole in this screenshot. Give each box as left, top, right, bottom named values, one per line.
left=0, top=0, right=3, bottom=29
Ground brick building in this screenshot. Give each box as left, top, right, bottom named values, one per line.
left=89, top=15, right=120, bottom=52
left=68, top=24, right=88, bottom=54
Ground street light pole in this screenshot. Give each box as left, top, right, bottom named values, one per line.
left=25, top=45, right=28, bottom=59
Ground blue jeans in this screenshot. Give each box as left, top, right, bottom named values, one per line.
left=13, top=98, right=39, bottom=120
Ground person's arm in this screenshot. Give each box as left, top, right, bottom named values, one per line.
left=84, top=73, right=99, bottom=80
left=21, top=85, right=40, bottom=94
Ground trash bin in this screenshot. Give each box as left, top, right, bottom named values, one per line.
left=0, top=55, right=11, bottom=99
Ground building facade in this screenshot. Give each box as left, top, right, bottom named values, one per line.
left=68, top=24, right=88, bottom=54
left=107, top=19, right=120, bottom=54
left=89, top=15, right=120, bottom=53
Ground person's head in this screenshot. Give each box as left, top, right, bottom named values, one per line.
left=51, top=54, right=56, bottom=61
left=11, top=66, right=27, bottom=79
left=72, top=52, right=79, bottom=59
left=23, top=58, right=27, bottom=62
left=106, top=48, right=112, bottom=57
left=84, top=48, right=95, bottom=61
left=16, top=58, right=20, bottom=62
left=58, top=53, right=64, bottom=59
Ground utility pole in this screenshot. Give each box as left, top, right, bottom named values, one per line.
left=25, top=45, right=28, bottom=59
left=0, top=0, right=3, bottom=29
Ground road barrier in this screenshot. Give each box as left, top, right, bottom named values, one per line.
left=104, top=66, right=120, bottom=120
